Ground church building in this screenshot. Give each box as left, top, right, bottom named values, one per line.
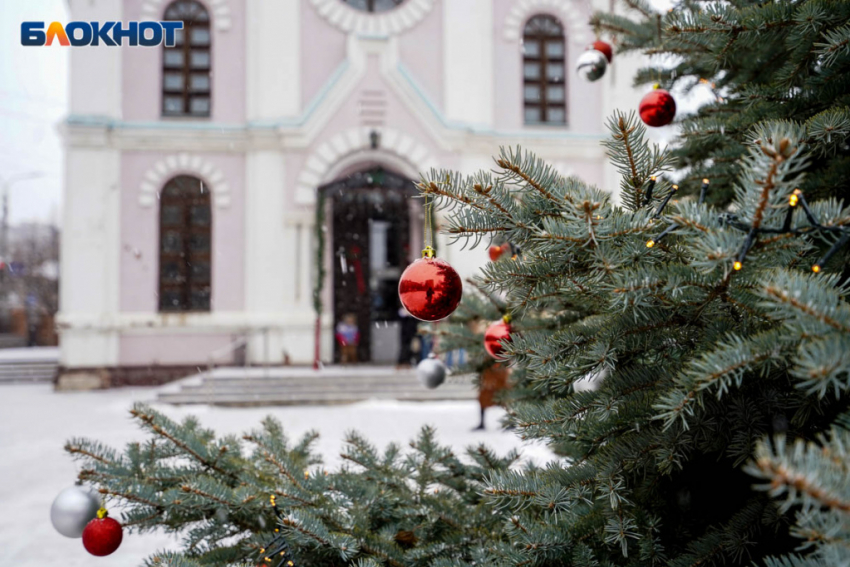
left=59, top=0, right=639, bottom=386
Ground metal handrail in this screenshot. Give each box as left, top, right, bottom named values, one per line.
left=207, top=335, right=248, bottom=373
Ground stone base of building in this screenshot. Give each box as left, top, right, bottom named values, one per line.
left=55, top=365, right=203, bottom=390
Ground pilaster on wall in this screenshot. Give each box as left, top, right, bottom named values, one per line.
left=246, top=0, right=300, bottom=120
left=59, top=148, right=121, bottom=367
left=244, top=151, right=289, bottom=363
left=67, top=0, right=122, bottom=118
left=443, top=0, right=494, bottom=127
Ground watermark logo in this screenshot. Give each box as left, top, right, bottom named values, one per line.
left=21, top=21, right=184, bottom=47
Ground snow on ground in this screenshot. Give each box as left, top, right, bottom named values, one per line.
left=0, top=384, right=554, bottom=567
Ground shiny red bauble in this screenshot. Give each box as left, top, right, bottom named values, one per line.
left=398, top=257, right=463, bottom=322
left=484, top=319, right=512, bottom=359
left=639, top=89, right=676, bottom=127
left=488, top=244, right=507, bottom=262
left=82, top=514, right=123, bottom=556
left=590, top=40, right=613, bottom=63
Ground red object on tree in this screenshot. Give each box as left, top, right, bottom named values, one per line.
left=639, top=88, right=676, bottom=127
left=398, top=256, right=462, bottom=322
left=488, top=244, right=506, bottom=262
left=82, top=509, right=123, bottom=557
left=484, top=316, right=513, bottom=359
left=590, top=40, right=613, bottom=63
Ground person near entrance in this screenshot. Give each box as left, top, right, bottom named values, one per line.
left=335, top=313, right=361, bottom=364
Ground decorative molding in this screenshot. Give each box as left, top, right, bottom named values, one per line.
left=308, top=0, right=435, bottom=37
left=140, top=0, right=232, bottom=31
left=294, top=127, right=433, bottom=204
left=503, top=0, right=592, bottom=44
left=138, top=152, right=231, bottom=208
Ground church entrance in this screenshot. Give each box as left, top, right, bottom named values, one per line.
left=323, top=168, right=416, bottom=363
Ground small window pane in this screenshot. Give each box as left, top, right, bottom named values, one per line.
left=190, top=97, right=210, bottom=114
left=164, top=73, right=184, bottom=91
left=162, top=232, right=183, bottom=253
left=524, top=85, right=541, bottom=102
left=524, top=62, right=541, bottom=80
left=547, top=85, right=565, bottom=102
left=190, top=74, right=210, bottom=92
left=161, top=205, right=183, bottom=225
left=161, top=262, right=183, bottom=282
left=523, top=40, right=540, bottom=57
left=546, top=63, right=564, bottom=81
left=164, top=49, right=184, bottom=67
left=525, top=107, right=541, bottom=123
left=190, top=204, right=210, bottom=225
left=190, top=262, right=211, bottom=281
left=547, top=108, right=566, bottom=123
left=190, top=288, right=211, bottom=309
left=163, top=96, right=183, bottom=113
left=546, top=41, right=565, bottom=58
left=173, top=28, right=184, bottom=46
left=190, top=50, right=210, bottom=69
left=189, top=233, right=210, bottom=252
left=161, top=290, right=183, bottom=309
left=190, top=27, right=210, bottom=45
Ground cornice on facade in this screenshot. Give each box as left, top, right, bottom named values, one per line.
left=308, top=0, right=435, bottom=37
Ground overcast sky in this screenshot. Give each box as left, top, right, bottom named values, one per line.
left=0, top=0, right=68, bottom=226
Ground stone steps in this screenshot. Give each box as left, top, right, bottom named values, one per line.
left=157, top=365, right=476, bottom=406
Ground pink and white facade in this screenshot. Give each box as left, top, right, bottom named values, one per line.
left=59, top=0, right=641, bottom=384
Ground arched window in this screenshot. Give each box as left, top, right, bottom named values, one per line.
left=159, top=176, right=212, bottom=312
left=523, top=15, right=566, bottom=125
left=162, top=0, right=211, bottom=117
left=342, top=0, right=405, bottom=12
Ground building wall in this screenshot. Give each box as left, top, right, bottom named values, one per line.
left=60, top=0, right=642, bottom=377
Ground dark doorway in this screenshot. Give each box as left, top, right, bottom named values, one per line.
left=323, top=168, right=416, bottom=363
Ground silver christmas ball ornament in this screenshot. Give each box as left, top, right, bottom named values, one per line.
left=416, top=355, right=446, bottom=389
left=50, top=484, right=101, bottom=538
left=576, top=49, right=607, bottom=82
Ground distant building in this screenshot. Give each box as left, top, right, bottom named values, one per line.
left=59, top=0, right=640, bottom=385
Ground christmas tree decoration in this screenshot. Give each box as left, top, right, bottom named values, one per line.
left=82, top=508, right=123, bottom=557
left=484, top=315, right=512, bottom=359
left=638, top=86, right=676, bottom=127
left=576, top=49, right=607, bottom=82
left=488, top=243, right=508, bottom=262
left=416, top=354, right=447, bottom=389
left=259, top=496, right=297, bottom=567
left=398, top=192, right=462, bottom=321
left=50, top=484, right=101, bottom=538
left=589, top=40, right=613, bottom=62
left=398, top=249, right=463, bottom=321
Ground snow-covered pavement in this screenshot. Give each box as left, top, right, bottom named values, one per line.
left=0, top=384, right=553, bottom=567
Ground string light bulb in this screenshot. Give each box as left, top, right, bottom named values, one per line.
left=812, top=265, right=821, bottom=273
left=789, top=192, right=799, bottom=207
left=733, top=261, right=742, bottom=271
left=646, top=240, right=655, bottom=248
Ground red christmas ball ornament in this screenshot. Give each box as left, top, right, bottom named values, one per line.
left=484, top=315, right=513, bottom=359
left=488, top=243, right=508, bottom=262
left=82, top=508, right=123, bottom=557
left=639, top=87, right=676, bottom=127
left=589, top=40, right=613, bottom=63
left=398, top=248, right=463, bottom=322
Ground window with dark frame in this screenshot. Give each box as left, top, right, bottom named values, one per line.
left=159, top=176, right=212, bottom=312
left=341, top=0, right=405, bottom=13
left=523, top=15, right=567, bottom=125
left=162, top=0, right=211, bottom=117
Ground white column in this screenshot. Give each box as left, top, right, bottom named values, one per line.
left=246, top=0, right=301, bottom=119
left=59, top=148, right=121, bottom=367
left=443, top=0, right=494, bottom=127
left=67, top=0, right=122, bottom=117
left=244, top=151, right=289, bottom=363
